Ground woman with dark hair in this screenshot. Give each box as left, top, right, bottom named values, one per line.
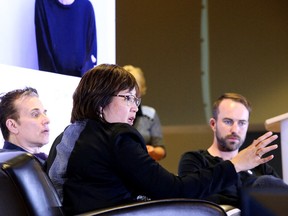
left=46, top=64, right=278, bottom=215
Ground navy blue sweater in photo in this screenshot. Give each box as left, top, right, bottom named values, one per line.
left=35, top=0, right=97, bottom=77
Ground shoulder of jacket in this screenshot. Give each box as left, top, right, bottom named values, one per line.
left=141, top=105, right=156, bottom=119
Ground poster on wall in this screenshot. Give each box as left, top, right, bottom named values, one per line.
left=0, top=0, right=115, bottom=69
left=0, top=64, right=81, bottom=154
left=0, top=0, right=115, bottom=154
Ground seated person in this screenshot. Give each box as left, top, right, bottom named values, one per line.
left=123, top=65, right=166, bottom=161
left=0, top=87, right=50, bottom=164
left=45, top=65, right=278, bottom=215
left=178, top=93, right=288, bottom=208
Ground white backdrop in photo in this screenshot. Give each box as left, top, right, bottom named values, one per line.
left=0, top=64, right=81, bottom=154
left=0, top=0, right=115, bottom=69
left=0, top=0, right=115, bottom=154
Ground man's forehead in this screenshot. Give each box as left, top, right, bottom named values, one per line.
left=15, top=96, right=41, bottom=111
left=219, top=99, right=247, bottom=110
left=218, top=99, right=249, bottom=119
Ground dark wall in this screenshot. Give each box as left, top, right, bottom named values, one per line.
left=116, top=0, right=204, bottom=125
left=116, top=0, right=288, bottom=126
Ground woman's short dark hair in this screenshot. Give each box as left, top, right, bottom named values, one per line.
left=71, top=64, right=139, bottom=123
left=0, top=87, right=38, bottom=140
left=212, top=93, right=252, bottom=120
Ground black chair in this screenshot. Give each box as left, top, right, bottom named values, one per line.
left=78, top=198, right=227, bottom=216
left=0, top=150, right=227, bottom=216
left=0, top=150, right=63, bottom=216
left=241, top=188, right=288, bottom=216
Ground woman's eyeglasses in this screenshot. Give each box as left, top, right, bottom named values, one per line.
left=113, top=95, right=141, bottom=107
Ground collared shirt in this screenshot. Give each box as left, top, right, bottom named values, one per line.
left=134, top=105, right=164, bottom=148
left=3, top=141, right=47, bottom=164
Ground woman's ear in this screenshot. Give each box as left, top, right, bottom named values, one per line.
left=6, top=119, right=19, bottom=134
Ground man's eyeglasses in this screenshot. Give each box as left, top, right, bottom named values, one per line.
left=113, top=95, right=141, bottom=107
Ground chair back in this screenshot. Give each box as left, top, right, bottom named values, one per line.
left=0, top=151, right=63, bottom=216
left=78, top=198, right=227, bottom=216
left=0, top=150, right=228, bottom=216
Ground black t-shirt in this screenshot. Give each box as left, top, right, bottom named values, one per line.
left=178, top=150, right=279, bottom=207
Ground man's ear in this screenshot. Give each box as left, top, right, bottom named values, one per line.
left=209, top=118, right=216, bottom=131
left=6, top=119, right=19, bottom=134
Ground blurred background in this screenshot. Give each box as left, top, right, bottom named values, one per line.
left=0, top=0, right=287, bottom=175
left=116, top=0, right=288, bottom=175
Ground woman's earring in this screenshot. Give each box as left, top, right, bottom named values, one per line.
left=100, top=107, right=103, bottom=118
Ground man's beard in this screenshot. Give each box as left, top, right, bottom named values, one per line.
left=216, top=130, right=244, bottom=152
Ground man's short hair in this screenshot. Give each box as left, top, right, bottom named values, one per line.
left=212, top=93, right=252, bottom=120
left=0, top=87, right=38, bottom=140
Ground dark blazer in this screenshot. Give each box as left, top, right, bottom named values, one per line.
left=46, top=119, right=238, bottom=215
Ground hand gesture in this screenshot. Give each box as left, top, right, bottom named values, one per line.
left=231, top=131, right=278, bottom=172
